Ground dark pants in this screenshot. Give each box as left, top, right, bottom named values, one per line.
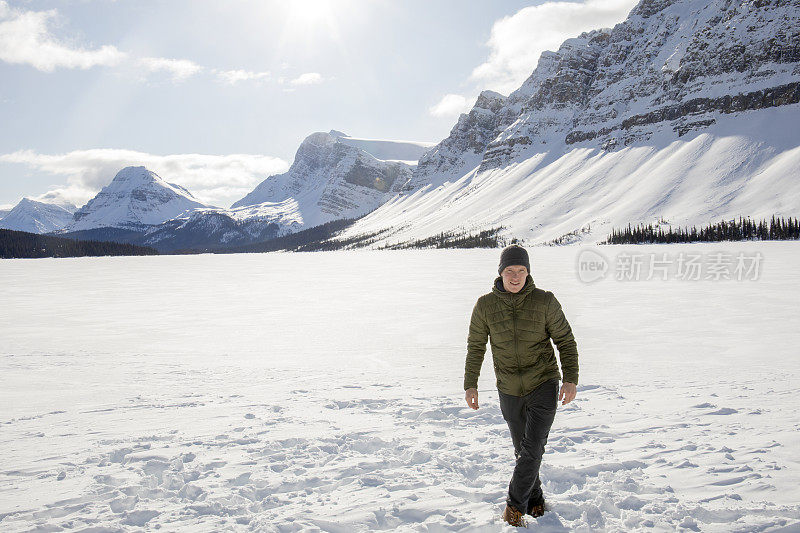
left=498, top=378, right=559, bottom=513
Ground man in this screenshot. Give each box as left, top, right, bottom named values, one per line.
left=463, top=244, right=579, bottom=527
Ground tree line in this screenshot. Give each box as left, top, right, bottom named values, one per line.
left=0, top=229, right=158, bottom=259
left=604, top=215, right=800, bottom=244
left=380, top=227, right=507, bottom=249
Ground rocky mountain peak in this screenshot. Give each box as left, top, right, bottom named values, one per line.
left=302, top=131, right=340, bottom=148
left=13, top=197, right=68, bottom=211
left=65, top=166, right=209, bottom=232
left=17, top=197, right=38, bottom=208
left=112, top=165, right=151, bottom=182
left=101, top=166, right=195, bottom=198
left=632, top=0, right=677, bottom=18
left=474, top=90, right=508, bottom=113
left=0, top=197, right=75, bottom=234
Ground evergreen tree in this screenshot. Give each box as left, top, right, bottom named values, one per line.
left=602, top=215, right=800, bottom=245
left=1, top=229, right=158, bottom=259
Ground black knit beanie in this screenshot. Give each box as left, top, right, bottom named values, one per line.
left=498, top=244, right=530, bottom=275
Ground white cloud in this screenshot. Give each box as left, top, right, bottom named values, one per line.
left=471, top=0, right=639, bottom=95
left=429, top=94, right=476, bottom=119
left=0, top=149, right=290, bottom=208
left=290, top=72, right=324, bottom=86
left=215, top=69, right=270, bottom=85
left=138, top=57, right=204, bottom=82
left=0, top=1, right=276, bottom=87
left=0, top=0, right=126, bottom=71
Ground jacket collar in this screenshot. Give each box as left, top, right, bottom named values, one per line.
left=492, top=274, right=535, bottom=298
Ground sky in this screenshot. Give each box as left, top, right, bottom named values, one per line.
left=0, top=0, right=639, bottom=210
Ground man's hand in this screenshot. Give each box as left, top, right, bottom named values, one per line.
left=465, top=388, right=479, bottom=410
left=559, top=382, right=577, bottom=405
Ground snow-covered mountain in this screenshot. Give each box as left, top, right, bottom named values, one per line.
left=0, top=198, right=76, bottom=234
left=229, top=130, right=418, bottom=232
left=64, top=166, right=211, bottom=232
left=335, top=0, right=800, bottom=247
left=78, top=132, right=428, bottom=251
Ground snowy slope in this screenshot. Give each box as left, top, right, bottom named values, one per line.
left=1, top=244, right=798, bottom=531
left=64, top=166, right=211, bottom=232
left=0, top=198, right=76, bottom=234
left=337, top=0, right=800, bottom=247
left=229, top=131, right=417, bottom=232
left=340, top=106, right=800, bottom=247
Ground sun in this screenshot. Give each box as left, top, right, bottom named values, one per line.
left=284, top=0, right=338, bottom=32
left=270, top=0, right=355, bottom=57
left=263, top=0, right=368, bottom=59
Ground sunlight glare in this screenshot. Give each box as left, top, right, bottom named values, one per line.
left=285, top=0, right=339, bottom=32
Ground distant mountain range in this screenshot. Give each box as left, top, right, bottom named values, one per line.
left=2, top=0, right=798, bottom=251
left=0, top=132, right=433, bottom=251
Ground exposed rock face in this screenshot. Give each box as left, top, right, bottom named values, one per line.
left=633, top=0, right=677, bottom=18
left=567, top=81, right=800, bottom=143
left=411, top=0, right=800, bottom=179
left=408, top=90, right=514, bottom=188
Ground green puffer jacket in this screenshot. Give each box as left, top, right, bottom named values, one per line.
left=464, top=274, right=579, bottom=396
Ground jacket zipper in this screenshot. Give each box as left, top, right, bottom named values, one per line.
left=511, top=292, right=524, bottom=394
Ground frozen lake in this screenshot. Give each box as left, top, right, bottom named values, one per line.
left=2, top=243, right=799, bottom=532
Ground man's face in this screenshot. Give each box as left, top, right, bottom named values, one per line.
left=501, top=265, right=528, bottom=293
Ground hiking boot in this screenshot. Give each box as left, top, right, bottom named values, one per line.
left=502, top=504, right=527, bottom=527
left=527, top=494, right=546, bottom=518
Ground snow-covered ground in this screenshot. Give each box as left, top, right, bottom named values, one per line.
left=1, top=243, right=799, bottom=532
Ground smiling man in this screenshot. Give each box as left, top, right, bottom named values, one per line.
left=463, top=244, right=579, bottom=527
